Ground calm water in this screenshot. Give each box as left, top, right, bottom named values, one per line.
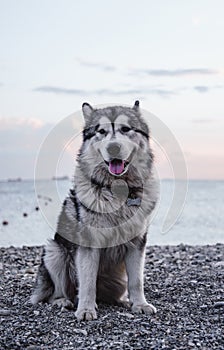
left=0, top=179, right=223, bottom=247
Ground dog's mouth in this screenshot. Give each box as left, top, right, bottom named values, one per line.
left=105, top=159, right=129, bottom=176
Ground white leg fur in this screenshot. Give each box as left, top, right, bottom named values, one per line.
left=125, top=247, right=156, bottom=315
left=75, top=247, right=100, bottom=321
left=44, top=240, right=74, bottom=308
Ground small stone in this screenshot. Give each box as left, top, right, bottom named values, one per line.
left=33, top=310, right=40, bottom=316
left=190, top=280, right=198, bottom=284
left=25, top=268, right=35, bottom=274
left=23, top=213, right=28, bottom=217
left=214, top=261, right=224, bottom=267
left=213, top=301, right=224, bottom=308
left=119, top=312, right=134, bottom=319
left=188, top=341, right=195, bottom=347
left=0, top=309, right=11, bottom=316
left=74, top=328, right=88, bottom=336
left=2, top=220, right=8, bottom=225
left=173, top=252, right=180, bottom=259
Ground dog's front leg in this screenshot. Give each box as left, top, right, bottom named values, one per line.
left=125, top=246, right=157, bottom=315
left=75, top=247, right=100, bottom=321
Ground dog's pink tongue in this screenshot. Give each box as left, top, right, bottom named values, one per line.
left=109, top=160, right=125, bottom=175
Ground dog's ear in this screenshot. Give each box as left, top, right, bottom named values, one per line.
left=82, top=102, right=94, bottom=122
left=133, top=100, right=140, bottom=111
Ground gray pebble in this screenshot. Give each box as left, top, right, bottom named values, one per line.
left=213, top=301, right=224, bottom=308
left=25, top=267, right=35, bottom=274
left=74, top=328, right=88, bottom=336
left=0, top=309, right=11, bottom=316
left=214, top=261, right=224, bottom=267
left=118, top=312, right=134, bottom=319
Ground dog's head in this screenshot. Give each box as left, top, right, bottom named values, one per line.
left=79, top=101, right=152, bottom=179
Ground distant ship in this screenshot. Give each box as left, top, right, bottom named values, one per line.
left=52, top=175, right=69, bottom=181
left=8, top=177, right=22, bottom=182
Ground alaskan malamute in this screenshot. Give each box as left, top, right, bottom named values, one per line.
left=31, top=101, right=157, bottom=320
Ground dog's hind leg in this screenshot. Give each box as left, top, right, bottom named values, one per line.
left=31, top=239, right=77, bottom=309
left=45, top=239, right=77, bottom=309
left=30, top=253, right=54, bottom=304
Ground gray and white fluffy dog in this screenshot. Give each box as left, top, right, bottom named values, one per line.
left=31, top=101, right=157, bottom=321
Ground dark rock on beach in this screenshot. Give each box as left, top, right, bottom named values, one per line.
left=0, top=244, right=223, bottom=349
left=2, top=221, right=9, bottom=226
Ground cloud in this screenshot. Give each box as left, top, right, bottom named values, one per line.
left=194, top=86, right=210, bottom=93
left=0, top=117, right=46, bottom=131
left=76, top=57, right=219, bottom=78
left=76, top=58, right=116, bottom=72
left=129, top=68, right=218, bottom=77
left=33, top=85, right=176, bottom=98
left=90, top=87, right=176, bottom=97
left=33, top=82, right=224, bottom=99
left=76, top=56, right=220, bottom=79
left=34, top=86, right=85, bottom=95
left=194, top=85, right=224, bottom=93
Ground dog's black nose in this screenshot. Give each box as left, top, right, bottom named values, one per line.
left=107, top=142, right=121, bottom=157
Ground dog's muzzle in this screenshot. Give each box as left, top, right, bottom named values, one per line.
left=104, top=142, right=128, bottom=176
left=107, top=142, right=121, bottom=158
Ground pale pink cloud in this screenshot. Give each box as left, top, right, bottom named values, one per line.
left=0, top=117, right=44, bottom=130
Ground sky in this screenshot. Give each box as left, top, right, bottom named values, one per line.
left=0, top=0, right=224, bottom=180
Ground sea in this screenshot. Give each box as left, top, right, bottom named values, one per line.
left=0, top=179, right=223, bottom=247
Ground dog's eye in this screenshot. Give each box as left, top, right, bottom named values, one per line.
left=121, top=126, right=131, bottom=133
left=98, top=128, right=106, bottom=134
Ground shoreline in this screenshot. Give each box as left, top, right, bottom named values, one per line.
left=0, top=244, right=223, bottom=349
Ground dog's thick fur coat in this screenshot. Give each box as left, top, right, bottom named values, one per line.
left=31, top=102, right=157, bottom=320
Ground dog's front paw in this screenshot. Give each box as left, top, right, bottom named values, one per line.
left=131, top=302, right=157, bottom=315
left=52, top=298, right=74, bottom=310
left=75, top=308, right=97, bottom=321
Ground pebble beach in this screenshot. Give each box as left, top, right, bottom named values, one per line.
left=0, top=244, right=223, bottom=350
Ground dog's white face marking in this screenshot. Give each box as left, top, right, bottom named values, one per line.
left=114, top=115, right=129, bottom=130
left=95, top=115, right=136, bottom=176
left=98, top=115, right=131, bottom=134
left=98, top=117, right=111, bottom=134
